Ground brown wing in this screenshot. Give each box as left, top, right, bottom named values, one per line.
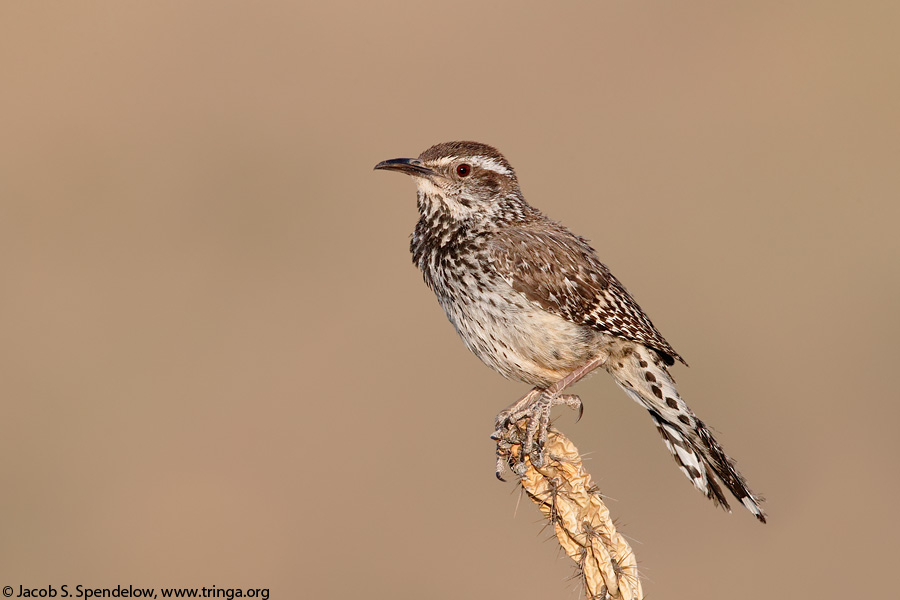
left=487, top=224, right=686, bottom=366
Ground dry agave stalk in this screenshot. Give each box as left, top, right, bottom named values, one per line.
left=497, top=421, right=643, bottom=600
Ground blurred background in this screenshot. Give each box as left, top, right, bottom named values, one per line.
left=1, top=2, right=898, bottom=598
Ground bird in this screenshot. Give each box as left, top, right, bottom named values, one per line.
left=375, top=141, right=766, bottom=523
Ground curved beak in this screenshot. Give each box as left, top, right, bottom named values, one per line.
left=373, top=157, right=437, bottom=178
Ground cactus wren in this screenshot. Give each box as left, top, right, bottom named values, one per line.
left=375, top=141, right=766, bottom=522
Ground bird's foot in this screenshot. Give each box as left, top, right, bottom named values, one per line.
left=492, top=391, right=582, bottom=479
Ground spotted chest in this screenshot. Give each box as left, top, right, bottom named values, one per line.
left=410, top=211, right=601, bottom=387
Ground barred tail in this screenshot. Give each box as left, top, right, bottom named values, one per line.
left=608, top=344, right=767, bottom=523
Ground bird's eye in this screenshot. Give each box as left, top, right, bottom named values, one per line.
left=456, top=163, right=472, bottom=177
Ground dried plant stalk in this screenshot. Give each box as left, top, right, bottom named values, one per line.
left=499, top=423, right=643, bottom=600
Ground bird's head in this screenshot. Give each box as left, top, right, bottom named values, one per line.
left=375, top=141, right=524, bottom=221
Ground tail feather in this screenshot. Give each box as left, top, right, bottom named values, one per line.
left=608, top=344, right=767, bottom=523
left=695, top=417, right=767, bottom=522
left=646, top=410, right=730, bottom=509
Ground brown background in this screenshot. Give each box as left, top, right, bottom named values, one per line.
left=2, top=2, right=898, bottom=598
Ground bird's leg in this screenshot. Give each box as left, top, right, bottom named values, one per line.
left=544, top=351, right=610, bottom=396
left=531, top=393, right=581, bottom=454
left=494, top=388, right=543, bottom=432
left=494, top=352, right=609, bottom=476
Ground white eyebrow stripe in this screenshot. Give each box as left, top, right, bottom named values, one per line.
left=433, top=155, right=512, bottom=176
left=469, top=156, right=512, bottom=176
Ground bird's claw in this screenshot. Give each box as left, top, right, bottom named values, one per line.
left=493, top=392, right=583, bottom=479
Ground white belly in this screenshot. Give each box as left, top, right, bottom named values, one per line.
left=434, top=272, right=600, bottom=387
